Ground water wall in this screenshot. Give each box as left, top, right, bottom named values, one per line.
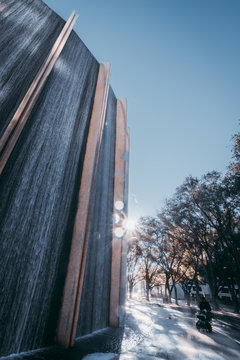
left=0, top=0, right=64, bottom=138
left=0, top=0, right=128, bottom=357
left=77, top=87, right=117, bottom=337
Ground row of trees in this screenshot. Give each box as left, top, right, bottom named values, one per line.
left=127, top=128, right=240, bottom=312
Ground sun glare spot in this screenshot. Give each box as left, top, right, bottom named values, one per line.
left=123, top=218, right=136, bottom=231
left=114, top=227, right=124, bottom=238
left=115, top=200, right=124, bottom=211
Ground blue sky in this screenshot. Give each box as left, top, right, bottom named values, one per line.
left=44, top=0, right=240, bottom=220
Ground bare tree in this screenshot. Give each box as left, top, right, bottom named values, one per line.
left=127, top=238, right=141, bottom=298
left=136, top=217, right=162, bottom=301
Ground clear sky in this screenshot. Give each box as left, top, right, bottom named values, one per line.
left=44, top=0, right=240, bottom=220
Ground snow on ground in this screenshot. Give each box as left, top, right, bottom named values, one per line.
left=82, top=299, right=240, bottom=360
left=82, top=353, right=118, bottom=360
left=119, top=299, right=240, bottom=360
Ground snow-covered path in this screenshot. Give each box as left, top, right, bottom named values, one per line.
left=119, top=299, right=240, bottom=360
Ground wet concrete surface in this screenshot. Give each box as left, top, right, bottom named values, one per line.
left=2, top=299, right=240, bottom=360
left=119, top=300, right=240, bottom=360
left=0, top=0, right=109, bottom=355
left=0, top=326, right=123, bottom=360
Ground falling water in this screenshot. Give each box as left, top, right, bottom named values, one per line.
left=0, top=0, right=100, bottom=355
left=0, top=0, right=64, bottom=138
left=77, top=87, right=117, bottom=337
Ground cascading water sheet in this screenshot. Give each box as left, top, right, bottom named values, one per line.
left=76, top=87, right=117, bottom=337
left=0, top=0, right=99, bottom=355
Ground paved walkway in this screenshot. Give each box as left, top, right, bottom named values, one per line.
left=1, top=299, right=240, bottom=360
left=118, top=300, right=240, bottom=360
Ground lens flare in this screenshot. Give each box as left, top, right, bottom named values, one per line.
left=113, top=213, right=120, bottom=225
left=114, top=227, right=124, bottom=238
left=115, top=200, right=124, bottom=211
left=123, top=218, right=136, bottom=231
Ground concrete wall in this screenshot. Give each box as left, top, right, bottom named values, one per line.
left=0, top=0, right=127, bottom=356
left=0, top=0, right=64, bottom=138
left=77, top=87, right=117, bottom=337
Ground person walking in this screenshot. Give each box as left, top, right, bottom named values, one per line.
left=199, top=296, right=211, bottom=311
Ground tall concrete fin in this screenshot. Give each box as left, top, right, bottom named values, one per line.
left=57, top=61, right=111, bottom=347
left=110, top=98, right=128, bottom=327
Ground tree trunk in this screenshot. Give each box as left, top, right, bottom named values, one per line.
left=172, top=277, right=178, bottom=305
left=165, top=274, right=172, bottom=303
left=174, top=284, right=178, bottom=305
left=195, top=281, right=201, bottom=304
left=168, top=285, right=173, bottom=304
left=145, top=268, right=150, bottom=301
left=184, top=291, right=191, bottom=306
left=228, top=281, right=239, bottom=313
left=233, top=267, right=240, bottom=300
left=146, top=281, right=150, bottom=301
left=164, top=283, right=168, bottom=298
left=205, top=262, right=220, bottom=310
left=129, top=282, right=133, bottom=299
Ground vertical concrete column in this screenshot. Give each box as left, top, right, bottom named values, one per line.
left=110, top=98, right=128, bottom=327
left=57, top=62, right=111, bottom=347
left=120, top=127, right=130, bottom=325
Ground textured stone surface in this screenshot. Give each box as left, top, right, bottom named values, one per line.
left=77, top=87, right=117, bottom=337
left=0, top=0, right=63, bottom=137
left=1, top=300, right=240, bottom=360
left=0, top=326, right=124, bottom=360
left=0, top=0, right=100, bottom=355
